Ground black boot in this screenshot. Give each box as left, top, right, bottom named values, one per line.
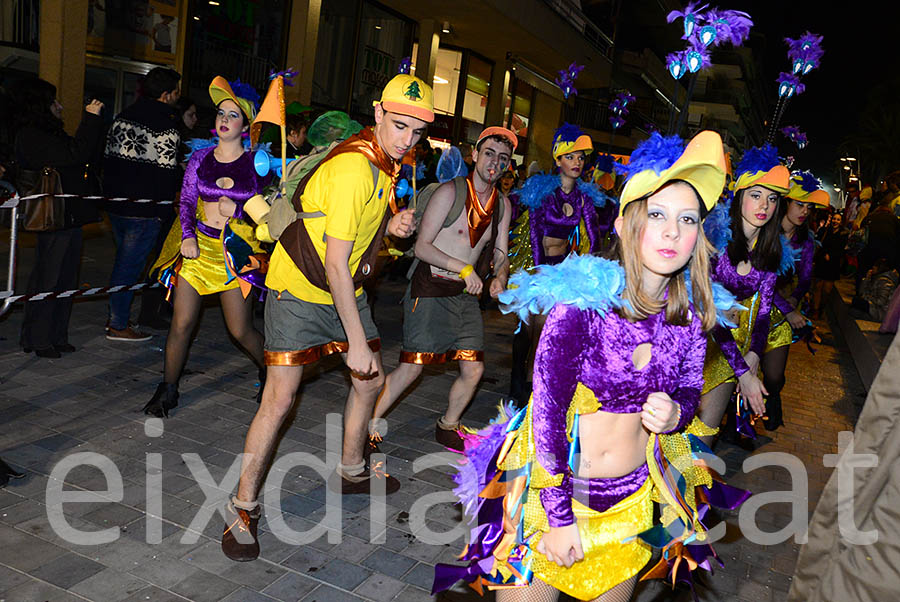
left=766, top=393, right=784, bottom=431
left=0, top=457, right=24, bottom=480
left=141, top=382, right=179, bottom=418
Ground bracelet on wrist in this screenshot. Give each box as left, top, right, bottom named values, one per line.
left=458, top=264, right=474, bottom=279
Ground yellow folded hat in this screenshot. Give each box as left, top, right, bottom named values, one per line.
left=786, top=171, right=830, bottom=206
left=373, top=74, right=434, bottom=123
left=209, top=76, right=257, bottom=122
left=732, top=144, right=790, bottom=194
left=618, top=130, right=726, bottom=216
left=552, top=123, right=592, bottom=160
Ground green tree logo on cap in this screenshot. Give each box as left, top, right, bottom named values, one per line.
left=404, top=81, right=423, bottom=102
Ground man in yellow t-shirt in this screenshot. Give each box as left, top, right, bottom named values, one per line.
left=223, top=74, right=434, bottom=562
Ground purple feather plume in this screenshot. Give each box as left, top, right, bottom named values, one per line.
left=777, top=72, right=806, bottom=96
left=705, top=9, right=753, bottom=47
left=451, top=402, right=519, bottom=518
left=786, top=32, right=825, bottom=63
left=615, top=132, right=685, bottom=180
left=398, top=56, right=412, bottom=75
left=555, top=62, right=584, bottom=99
left=268, top=68, right=298, bottom=86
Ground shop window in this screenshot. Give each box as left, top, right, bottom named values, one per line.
left=311, top=0, right=358, bottom=109
left=349, top=2, right=414, bottom=118
left=461, top=55, right=491, bottom=125
left=411, top=44, right=461, bottom=117
left=84, top=66, right=118, bottom=124
left=505, top=79, right=534, bottom=138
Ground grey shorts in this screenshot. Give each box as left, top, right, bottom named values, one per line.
left=400, top=287, right=484, bottom=364
left=264, top=289, right=380, bottom=366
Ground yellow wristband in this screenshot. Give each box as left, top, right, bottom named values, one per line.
left=458, top=264, right=474, bottom=279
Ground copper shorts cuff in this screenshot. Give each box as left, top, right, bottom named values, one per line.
left=266, top=338, right=381, bottom=366
left=399, top=349, right=484, bottom=364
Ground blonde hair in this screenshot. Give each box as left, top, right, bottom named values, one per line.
left=612, top=191, right=717, bottom=331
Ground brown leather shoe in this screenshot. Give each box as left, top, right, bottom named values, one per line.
left=435, top=421, right=466, bottom=452
left=221, top=500, right=260, bottom=562
left=106, top=325, right=152, bottom=342
left=329, top=467, right=400, bottom=495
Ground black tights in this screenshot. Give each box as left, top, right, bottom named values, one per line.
left=495, top=575, right=637, bottom=602
left=163, top=278, right=265, bottom=385
left=761, top=344, right=789, bottom=427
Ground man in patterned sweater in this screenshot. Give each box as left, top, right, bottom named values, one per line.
left=104, top=67, right=182, bottom=340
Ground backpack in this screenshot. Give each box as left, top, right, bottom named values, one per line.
left=258, top=141, right=379, bottom=242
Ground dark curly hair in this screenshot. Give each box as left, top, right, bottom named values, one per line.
left=14, top=78, right=64, bottom=134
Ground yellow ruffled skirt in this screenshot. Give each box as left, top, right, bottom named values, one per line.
left=152, top=216, right=264, bottom=297
left=765, top=306, right=793, bottom=353
left=524, top=480, right=653, bottom=599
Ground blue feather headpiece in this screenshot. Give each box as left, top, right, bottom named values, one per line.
left=553, top=123, right=584, bottom=146
left=229, top=79, right=261, bottom=112
left=614, top=132, right=685, bottom=181
left=735, top=144, right=781, bottom=179
left=794, top=170, right=821, bottom=194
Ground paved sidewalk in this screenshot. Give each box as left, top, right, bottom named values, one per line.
left=0, top=229, right=867, bottom=601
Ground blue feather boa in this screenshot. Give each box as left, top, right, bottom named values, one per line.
left=703, top=197, right=733, bottom=254
left=779, top=234, right=801, bottom=276
left=519, top=174, right=612, bottom=210
left=184, top=137, right=270, bottom=161
left=499, top=254, right=740, bottom=327
left=518, top=174, right=558, bottom=210
left=577, top=179, right=613, bottom=208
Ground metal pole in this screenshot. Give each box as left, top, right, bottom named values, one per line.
left=0, top=203, right=19, bottom=319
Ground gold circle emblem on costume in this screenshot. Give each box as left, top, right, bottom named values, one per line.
left=562, top=202, right=574, bottom=217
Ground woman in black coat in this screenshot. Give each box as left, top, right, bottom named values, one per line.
left=14, top=78, right=104, bottom=357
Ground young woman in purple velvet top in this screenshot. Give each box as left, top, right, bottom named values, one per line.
left=434, top=132, right=751, bottom=601
left=144, top=77, right=267, bottom=417
left=697, top=145, right=791, bottom=445
left=507, top=124, right=609, bottom=402
left=762, top=171, right=830, bottom=429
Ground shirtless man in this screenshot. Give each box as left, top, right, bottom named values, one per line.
left=371, top=127, right=515, bottom=451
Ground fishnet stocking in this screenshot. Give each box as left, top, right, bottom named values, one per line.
left=494, top=575, right=637, bottom=602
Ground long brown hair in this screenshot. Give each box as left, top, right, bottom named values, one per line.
left=727, top=188, right=783, bottom=273
left=609, top=185, right=718, bottom=331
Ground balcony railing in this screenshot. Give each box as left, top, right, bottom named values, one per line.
left=0, top=0, right=40, bottom=51
left=542, top=0, right=613, bottom=55
left=564, top=96, right=671, bottom=137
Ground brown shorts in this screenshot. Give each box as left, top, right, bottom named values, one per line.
left=264, top=289, right=380, bottom=366
left=399, top=287, right=484, bottom=364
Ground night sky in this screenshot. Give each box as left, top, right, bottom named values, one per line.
left=738, top=1, right=900, bottom=184
left=599, top=1, right=900, bottom=189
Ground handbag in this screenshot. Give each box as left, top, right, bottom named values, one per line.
left=18, top=167, right=66, bottom=231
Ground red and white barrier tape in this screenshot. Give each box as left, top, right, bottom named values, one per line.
left=0, top=281, right=161, bottom=303
left=0, top=194, right=174, bottom=210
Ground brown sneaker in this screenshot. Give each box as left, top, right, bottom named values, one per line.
left=435, top=420, right=466, bottom=452
left=329, top=466, right=400, bottom=495
left=221, top=500, right=260, bottom=562
left=106, top=325, right=152, bottom=342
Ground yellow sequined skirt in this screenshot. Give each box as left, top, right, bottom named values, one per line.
left=765, top=306, right=793, bottom=353
left=523, top=479, right=653, bottom=599
left=152, top=218, right=264, bottom=297
left=702, top=293, right=761, bottom=394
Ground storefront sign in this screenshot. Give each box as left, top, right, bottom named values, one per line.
left=87, top=0, right=183, bottom=65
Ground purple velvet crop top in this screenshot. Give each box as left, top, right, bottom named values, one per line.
left=530, top=186, right=602, bottom=266
left=709, top=252, right=777, bottom=377
left=774, top=233, right=814, bottom=315
left=531, top=302, right=707, bottom=527
left=179, top=146, right=266, bottom=240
